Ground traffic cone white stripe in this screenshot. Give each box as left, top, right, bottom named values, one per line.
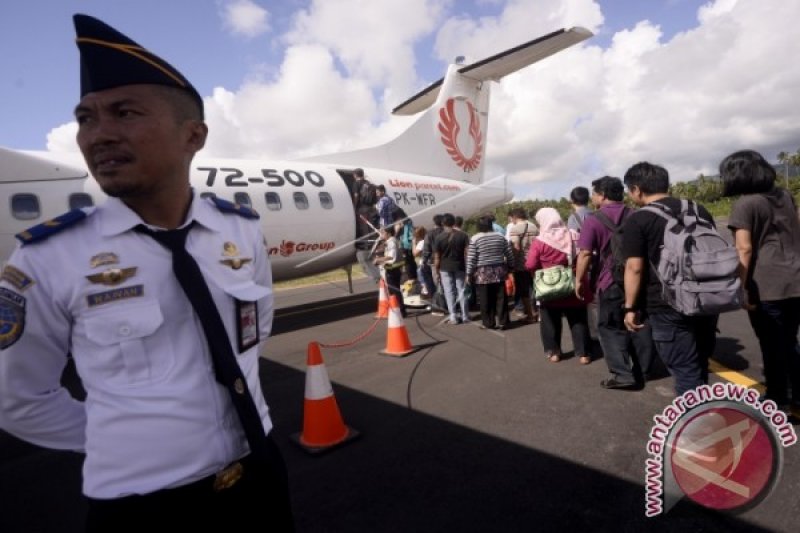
left=387, top=300, right=404, bottom=327
left=304, top=364, right=334, bottom=401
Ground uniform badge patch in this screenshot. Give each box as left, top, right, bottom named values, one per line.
left=1, top=265, right=35, bottom=292
left=86, top=267, right=138, bottom=286
left=90, top=252, right=120, bottom=268
left=87, top=284, right=144, bottom=307
left=0, top=287, right=26, bottom=349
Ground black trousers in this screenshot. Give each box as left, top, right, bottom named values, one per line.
left=539, top=305, right=590, bottom=357
left=477, top=282, right=508, bottom=328
left=384, top=267, right=406, bottom=316
left=86, top=436, right=294, bottom=533
left=748, top=297, right=800, bottom=405
left=596, top=284, right=655, bottom=384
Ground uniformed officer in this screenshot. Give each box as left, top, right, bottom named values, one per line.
left=0, top=14, right=294, bottom=531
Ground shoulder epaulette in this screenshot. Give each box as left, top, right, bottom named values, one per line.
left=209, top=196, right=260, bottom=220
left=15, top=209, right=90, bottom=245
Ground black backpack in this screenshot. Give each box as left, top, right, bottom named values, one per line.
left=359, top=180, right=377, bottom=206
left=391, top=203, right=408, bottom=222
left=592, top=208, right=629, bottom=286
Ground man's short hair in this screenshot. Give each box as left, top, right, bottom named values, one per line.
left=509, top=207, right=527, bottom=219
left=376, top=184, right=386, bottom=193
left=154, top=85, right=204, bottom=123
left=353, top=168, right=365, bottom=178
left=382, top=225, right=396, bottom=236
left=591, top=176, right=624, bottom=202
left=623, top=162, right=670, bottom=195
left=570, top=186, right=590, bottom=206
left=432, top=214, right=444, bottom=227
left=719, top=150, right=776, bottom=197
left=442, top=213, right=455, bottom=227
left=454, top=216, right=463, bottom=227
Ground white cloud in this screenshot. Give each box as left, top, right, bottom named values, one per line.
left=221, top=0, right=270, bottom=38
left=46, top=122, right=78, bottom=153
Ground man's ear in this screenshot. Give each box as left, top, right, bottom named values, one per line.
left=184, top=120, right=208, bottom=153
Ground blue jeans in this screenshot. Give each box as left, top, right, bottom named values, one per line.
left=418, top=262, right=435, bottom=297
left=649, top=309, right=717, bottom=395
left=440, top=270, right=468, bottom=322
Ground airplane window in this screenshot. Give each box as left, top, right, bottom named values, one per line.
left=234, top=192, right=252, bottom=206
left=265, top=192, right=282, bottom=211
left=11, top=193, right=40, bottom=221
left=200, top=192, right=217, bottom=200
left=69, top=193, right=94, bottom=210
left=319, top=192, right=333, bottom=209
left=293, top=192, right=309, bottom=210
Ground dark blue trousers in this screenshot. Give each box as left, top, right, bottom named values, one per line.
left=649, top=309, right=717, bottom=395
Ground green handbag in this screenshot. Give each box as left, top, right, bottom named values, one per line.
left=533, top=241, right=575, bottom=302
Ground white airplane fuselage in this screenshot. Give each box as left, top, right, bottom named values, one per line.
left=0, top=152, right=507, bottom=281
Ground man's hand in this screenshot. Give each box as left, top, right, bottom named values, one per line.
left=574, top=278, right=583, bottom=300
left=623, top=311, right=644, bottom=332
left=742, top=292, right=757, bottom=311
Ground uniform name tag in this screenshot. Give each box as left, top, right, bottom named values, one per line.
left=236, top=300, right=259, bottom=352
left=87, top=285, right=144, bottom=307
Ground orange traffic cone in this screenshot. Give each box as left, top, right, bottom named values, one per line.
left=379, top=295, right=417, bottom=357
left=375, top=278, right=389, bottom=319
left=290, top=342, right=359, bottom=454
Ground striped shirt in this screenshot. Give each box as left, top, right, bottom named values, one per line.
left=466, top=231, right=513, bottom=276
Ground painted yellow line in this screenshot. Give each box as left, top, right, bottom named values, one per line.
left=709, top=359, right=766, bottom=395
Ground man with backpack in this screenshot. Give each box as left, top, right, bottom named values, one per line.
left=576, top=176, right=656, bottom=390
left=620, top=162, right=739, bottom=395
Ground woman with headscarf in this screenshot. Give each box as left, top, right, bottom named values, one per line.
left=525, top=207, right=592, bottom=364
left=466, top=215, right=514, bottom=329
left=721, top=150, right=800, bottom=411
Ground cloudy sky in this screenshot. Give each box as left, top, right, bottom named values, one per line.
left=1, top=0, right=798, bottom=199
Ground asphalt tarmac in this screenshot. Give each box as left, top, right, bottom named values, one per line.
left=2, top=276, right=798, bottom=532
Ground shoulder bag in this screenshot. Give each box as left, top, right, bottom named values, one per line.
left=533, top=240, right=576, bottom=302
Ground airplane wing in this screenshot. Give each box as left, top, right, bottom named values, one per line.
left=0, top=146, right=87, bottom=182
left=392, top=27, right=593, bottom=116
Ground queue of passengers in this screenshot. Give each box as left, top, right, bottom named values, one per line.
left=361, top=150, right=800, bottom=407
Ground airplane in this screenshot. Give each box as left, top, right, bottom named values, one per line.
left=0, top=27, right=592, bottom=283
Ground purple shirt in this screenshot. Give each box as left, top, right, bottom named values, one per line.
left=576, top=203, right=629, bottom=294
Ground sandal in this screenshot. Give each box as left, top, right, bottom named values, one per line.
left=579, top=355, right=592, bottom=365
left=547, top=352, right=561, bottom=363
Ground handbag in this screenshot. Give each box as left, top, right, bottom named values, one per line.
left=533, top=241, right=575, bottom=302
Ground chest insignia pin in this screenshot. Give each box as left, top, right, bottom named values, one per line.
left=86, top=267, right=138, bottom=286
left=90, top=252, right=120, bottom=268
left=221, top=241, right=252, bottom=270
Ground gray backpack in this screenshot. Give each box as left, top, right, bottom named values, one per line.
left=643, top=200, right=742, bottom=316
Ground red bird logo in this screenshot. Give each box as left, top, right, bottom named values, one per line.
left=279, top=240, right=295, bottom=257
left=438, top=98, right=483, bottom=172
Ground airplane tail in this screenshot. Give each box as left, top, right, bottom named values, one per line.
left=305, top=27, right=592, bottom=185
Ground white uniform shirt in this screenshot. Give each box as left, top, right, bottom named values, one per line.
left=0, top=196, right=274, bottom=498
